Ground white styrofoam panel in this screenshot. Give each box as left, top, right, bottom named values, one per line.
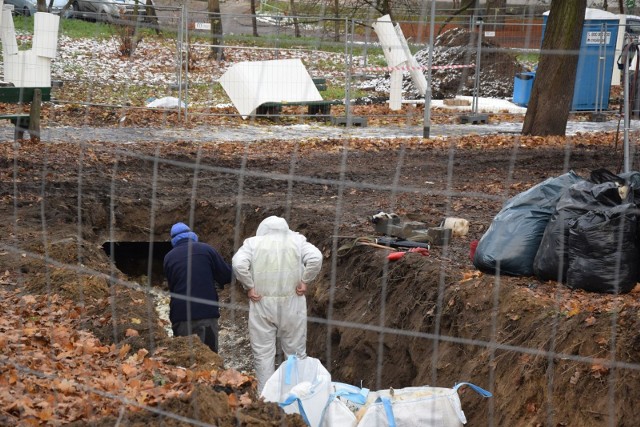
left=372, top=14, right=406, bottom=67
left=1, top=6, right=18, bottom=56
left=395, top=23, right=428, bottom=96
left=33, top=12, right=60, bottom=59
left=4, top=51, right=51, bottom=87
left=219, top=58, right=323, bottom=118
left=3, top=50, right=19, bottom=83
left=0, top=1, right=4, bottom=29
left=389, top=69, right=403, bottom=111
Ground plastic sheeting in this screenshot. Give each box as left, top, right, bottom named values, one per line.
left=218, top=58, right=322, bottom=119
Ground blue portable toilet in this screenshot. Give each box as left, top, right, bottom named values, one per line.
left=542, top=8, right=620, bottom=111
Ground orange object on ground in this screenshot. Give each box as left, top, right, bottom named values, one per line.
left=387, top=251, right=406, bottom=261
left=387, top=247, right=429, bottom=261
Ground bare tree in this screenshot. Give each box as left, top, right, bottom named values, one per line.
left=437, top=0, right=476, bottom=36
left=289, top=0, right=301, bottom=38
left=208, top=0, right=225, bottom=61
left=485, top=0, right=507, bottom=29
left=375, top=0, right=393, bottom=20
left=333, top=0, right=340, bottom=42
left=144, top=0, right=161, bottom=35
left=522, top=0, right=587, bottom=136
left=251, top=0, right=259, bottom=37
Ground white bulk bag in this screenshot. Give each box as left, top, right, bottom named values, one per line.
left=261, top=355, right=331, bottom=427
left=355, top=382, right=492, bottom=427
left=320, top=382, right=369, bottom=427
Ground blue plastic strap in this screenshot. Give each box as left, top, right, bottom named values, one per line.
left=334, top=387, right=369, bottom=405
left=284, top=354, right=297, bottom=385
left=453, top=382, right=493, bottom=398
left=376, top=396, right=396, bottom=427
left=279, top=395, right=311, bottom=426
left=319, top=386, right=369, bottom=426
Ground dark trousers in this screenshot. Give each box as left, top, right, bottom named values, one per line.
left=172, top=317, right=219, bottom=353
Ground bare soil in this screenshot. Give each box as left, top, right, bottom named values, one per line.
left=2, top=117, right=640, bottom=426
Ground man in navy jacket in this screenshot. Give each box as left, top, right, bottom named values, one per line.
left=163, top=222, right=232, bottom=352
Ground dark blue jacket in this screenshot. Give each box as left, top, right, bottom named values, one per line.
left=163, top=240, right=232, bottom=324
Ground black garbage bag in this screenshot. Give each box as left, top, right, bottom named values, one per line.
left=620, top=171, right=640, bottom=201
left=566, top=203, right=639, bottom=294
left=473, top=171, right=583, bottom=276
left=533, top=179, right=630, bottom=282
left=590, top=168, right=626, bottom=186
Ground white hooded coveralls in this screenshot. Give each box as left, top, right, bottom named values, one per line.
left=232, top=216, right=323, bottom=392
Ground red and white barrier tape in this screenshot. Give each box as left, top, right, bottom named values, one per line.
left=360, top=64, right=474, bottom=72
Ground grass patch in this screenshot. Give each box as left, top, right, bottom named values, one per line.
left=517, top=52, right=539, bottom=64
left=60, top=17, right=117, bottom=39
left=11, top=15, right=159, bottom=40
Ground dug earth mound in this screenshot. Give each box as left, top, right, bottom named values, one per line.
left=1, top=133, right=639, bottom=426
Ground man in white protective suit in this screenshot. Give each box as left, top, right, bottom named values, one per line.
left=232, top=216, right=323, bottom=392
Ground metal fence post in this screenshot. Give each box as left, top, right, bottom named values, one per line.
left=472, top=19, right=483, bottom=115
left=345, top=17, right=353, bottom=127
left=177, top=3, right=185, bottom=120
left=423, top=0, right=436, bottom=139
left=624, top=44, right=631, bottom=173
left=184, top=7, right=190, bottom=122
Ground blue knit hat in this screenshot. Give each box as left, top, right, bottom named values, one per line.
left=170, top=222, right=198, bottom=247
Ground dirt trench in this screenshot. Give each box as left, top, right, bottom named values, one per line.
left=2, top=135, right=640, bottom=425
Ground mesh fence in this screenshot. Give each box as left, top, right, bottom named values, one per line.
left=1, top=3, right=640, bottom=426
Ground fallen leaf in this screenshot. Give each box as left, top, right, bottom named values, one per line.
left=217, top=369, right=251, bottom=387
left=21, top=295, right=37, bottom=305
left=591, top=364, right=609, bottom=379
left=118, top=343, right=132, bottom=359
left=125, top=328, right=139, bottom=337
left=55, top=379, right=75, bottom=394
left=595, top=337, right=608, bottom=346
left=566, top=303, right=580, bottom=318
left=459, top=270, right=481, bottom=283
left=239, top=392, right=253, bottom=406
left=228, top=392, right=239, bottom=409
left=122, top=363, right=138, bottom=377
left=584, top=316, right=596, bottom=326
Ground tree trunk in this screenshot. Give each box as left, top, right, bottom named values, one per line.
left=485, top=0, right=507, bottom=29
left=36, top=0, right=46, bottom=12
left=522, top=0, right=587, bottom=136
left=145, top=0, right=161, bottom=35
left=250, top=0, right=258, bottom=37
left=376, top=0, right=393, bottom=21
left=289, top=0, right=300, bottom=38
left=619, top=0, right=625, bottom=14
left=333, top=0, right=340, bottom=42
left=208, top=0, right=225, bottom=61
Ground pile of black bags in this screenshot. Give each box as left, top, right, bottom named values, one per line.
left=473, top=169, right=640, bottom=294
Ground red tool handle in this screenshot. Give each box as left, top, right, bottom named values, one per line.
left=387, top=251, right=406, bottom=261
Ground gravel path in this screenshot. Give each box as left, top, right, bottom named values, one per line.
left=0, top=119, right=628, bottom=144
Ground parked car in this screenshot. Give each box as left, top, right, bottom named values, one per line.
left=4, top=0, right=71, bottom=17
left=69, top=0, right=151, bottom=23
